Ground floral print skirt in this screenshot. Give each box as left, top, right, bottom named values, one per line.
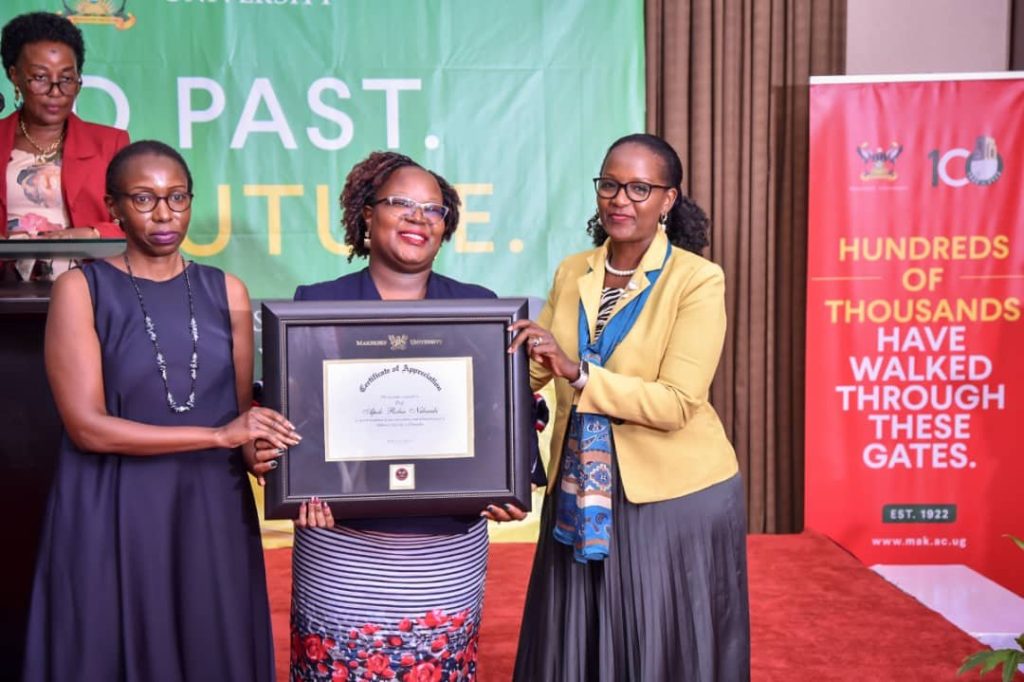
left=291, top=520, right=489, bottom=682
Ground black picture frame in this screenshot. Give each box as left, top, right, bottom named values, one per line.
left=261, top=298, right=533, bottom=519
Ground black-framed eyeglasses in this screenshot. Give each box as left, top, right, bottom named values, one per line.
left=22, top=73, right=82, bottom=96
left=114, top=191, right=193, bottom=213
left=593, top=177, right=672, bottom=202
left=372, top=195, right=449, bottom=223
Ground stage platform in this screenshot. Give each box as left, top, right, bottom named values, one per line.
left=264, top=531, right=1023, bottom=681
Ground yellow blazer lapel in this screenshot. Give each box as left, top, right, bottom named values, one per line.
left=576, top=247, right=605, bottom=343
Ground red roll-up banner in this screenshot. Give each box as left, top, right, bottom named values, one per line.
left=805, top=74, right=1024, bottom=596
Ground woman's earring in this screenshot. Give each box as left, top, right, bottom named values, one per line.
left=13, top=87, right=21, bottom=105
left=658, top=213, right=668, bottom=231
left=363, top=230, right=371, bottom=249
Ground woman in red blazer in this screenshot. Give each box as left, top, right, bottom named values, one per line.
left=1, top=12, right=129, bottom=278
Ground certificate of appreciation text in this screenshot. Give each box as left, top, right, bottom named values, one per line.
left=323, top=357, right=474, bottom=461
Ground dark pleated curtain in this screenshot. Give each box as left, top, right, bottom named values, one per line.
left=1013, top=0, right=1024, bottom=70
left=644, top=0, right=846, bottom=532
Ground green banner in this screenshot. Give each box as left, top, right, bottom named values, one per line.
left=2, top=1, right=645, bottom=300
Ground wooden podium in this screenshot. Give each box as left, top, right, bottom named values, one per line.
left=0, top=240, right=124, bottom=677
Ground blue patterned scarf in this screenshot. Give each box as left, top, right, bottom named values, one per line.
left=553, top=242, right=671, bottom=562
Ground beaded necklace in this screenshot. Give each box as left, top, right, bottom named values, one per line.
left=604, top=256, right=638, bottom=277
left=123, top=254, right=199, bottom=413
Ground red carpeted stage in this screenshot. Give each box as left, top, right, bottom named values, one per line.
left=265, top=531, right=1020, bottom=681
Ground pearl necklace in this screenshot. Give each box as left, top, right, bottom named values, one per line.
left=19, top=117, right=64, bottom=164
left=604, top=256, right=638, bottom=277
left=123, top=254, right=200, bottom=413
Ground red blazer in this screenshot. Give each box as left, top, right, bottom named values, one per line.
left=0, top=111, right=129, bottom=238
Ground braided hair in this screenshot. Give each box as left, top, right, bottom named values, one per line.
left=341, top=151, right=461, bottom=262
left=586, top=133, right=709, bottom=256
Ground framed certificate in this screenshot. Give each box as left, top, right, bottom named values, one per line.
left=261, top=298, right=533, bottom=519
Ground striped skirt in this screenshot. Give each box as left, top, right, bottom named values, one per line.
left=290, top=520, right=489, bottom=682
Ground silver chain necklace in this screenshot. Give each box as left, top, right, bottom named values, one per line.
left=123, top=254, right=199, bottom=413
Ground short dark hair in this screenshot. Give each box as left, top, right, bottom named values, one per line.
left=340, top=151, right=461, bottom=262
left=106, top=140, right=194, bottom=195
left=586, top=133, right=710, bottom=256
left=1, top=12, right=85, bottom=73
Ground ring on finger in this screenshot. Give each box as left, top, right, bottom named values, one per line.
left=531, top=336, right=543, bottom=347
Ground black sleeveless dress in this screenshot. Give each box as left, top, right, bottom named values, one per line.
left=22, top=260, right=273, bottom=681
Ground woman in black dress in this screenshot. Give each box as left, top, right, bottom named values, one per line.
left=23, top=140, right=298, bottom=681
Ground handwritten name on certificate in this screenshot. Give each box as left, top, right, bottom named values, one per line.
left=323, top=357, right=475, bottom=461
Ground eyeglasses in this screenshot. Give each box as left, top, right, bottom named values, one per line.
left=372, top=196, right=449, bottom=223
left=114, top=191, right=193, bottom=213
left=593, top=177, right=673, bottom=202
left=22, top=73, right=82, bottom=97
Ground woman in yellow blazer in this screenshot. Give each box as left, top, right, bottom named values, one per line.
left=511, top=134, right=749, bottom=681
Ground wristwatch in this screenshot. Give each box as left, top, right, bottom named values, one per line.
left=569, top=360, right=589, bottom=390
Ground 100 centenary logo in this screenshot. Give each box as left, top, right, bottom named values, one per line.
left=928, top=135, right=1004, bottom=187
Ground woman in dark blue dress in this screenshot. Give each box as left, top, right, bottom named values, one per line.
left=23, top=140, right=299, bottom=681
left=280, top=151, right=526, bottom=682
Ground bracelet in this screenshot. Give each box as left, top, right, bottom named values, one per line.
left=569, top=360, right=589, bottom=390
